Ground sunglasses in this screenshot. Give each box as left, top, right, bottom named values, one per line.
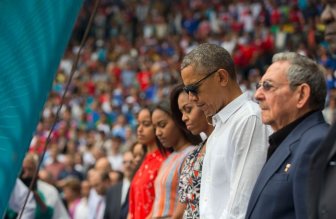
left=183, top=69, right=219, bottom=95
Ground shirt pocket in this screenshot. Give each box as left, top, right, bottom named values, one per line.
left=262, top=172, right=290, bottom=198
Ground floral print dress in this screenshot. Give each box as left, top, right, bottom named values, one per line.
left=178, top=142, right=206, bottom=219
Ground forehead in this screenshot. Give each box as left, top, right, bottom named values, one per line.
left=123, top=152, right=133, bottom=159
left=133, top=143, right=143, bottom=151
left=91, top=173, right=102, bottom=184
left=152, top=109, right=170, bottom=121
left=23, top=158, right=35, bottom=167
left=177, top=92, right=189, bottom=106
left=262, top=61, right=289, bottom=81
left=81, top=182, right=90, bottom=189
left=181, top=65, right=203, bottom=85
left=138, top=109, right=150, bottom=120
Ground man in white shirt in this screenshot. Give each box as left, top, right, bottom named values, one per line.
left=88, top=170, right=110, bottom=219
left=181, top=43, right=271, bottom=219
left=7, top=178, right=36, bottom=219
left=21, top=153, right=70, bottom=219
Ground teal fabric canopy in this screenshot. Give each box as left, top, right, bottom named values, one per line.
left=0, top=0, right=83, bottom=215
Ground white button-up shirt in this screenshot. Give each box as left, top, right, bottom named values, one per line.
left=121, top=178, right=130, bottom=205
left=200, top=93, right=271, bottom=219
left=8, top=179, right=36, bottom=219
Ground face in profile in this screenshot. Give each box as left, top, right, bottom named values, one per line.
left=254, top=61, right=300, bottom=131
left=122, top=151, right=134, bottom=178
left=91, top=171, right=109, bottom=195
left=178, top=91, right=209, bottom=135
left=137, top=109, right=156, bottom=145
left=132, top=143, right=145, bottom=167
left=181, top=65, right=221, bottom=117
left=21, top=157, right=36, bottom=179
left=63, top=187, right=76, bottom=202
left=322, top=0, right=336, bottom=51
left=81, top=180, right=90, bottom=198
left=152, top=109, right=180, bottom=149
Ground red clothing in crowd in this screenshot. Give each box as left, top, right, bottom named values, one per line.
left=137, top=70, right=151, bottom=91
left=128, top=149, right=166, bottom=219
left=271, top=8, right=281, bottom=25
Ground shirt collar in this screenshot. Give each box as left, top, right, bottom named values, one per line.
left=123, top=177, right=130, bottom=186
left=268, top=110, right=316, bottom=155
left=212, top=92, right=249, bottom=127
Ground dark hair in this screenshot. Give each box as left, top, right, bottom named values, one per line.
left=110, top=170, right=123, bottom=182
left=130, top=141, right=147, bottom=155
left=137, top=105, right=170, bottom=156
left=62, top=177, right=81, bottom=196
left=181, top=43, right=236, bottom=80
left=130, top=142, right=147, bottom=179
left=170, top=84, right=203, bottom=145
left=152, top=99, right=202, bottom=152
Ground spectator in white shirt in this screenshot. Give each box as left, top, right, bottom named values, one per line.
left=7, top=178, right=36, bottom=219
left=88, top=170, right=110, bottom=219
left=180, top=43, right=271, bottom=219
left=21, top=153, right=69, bottom=219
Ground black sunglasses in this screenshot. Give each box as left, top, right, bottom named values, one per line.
left=183, top=69, right=219, bottom=95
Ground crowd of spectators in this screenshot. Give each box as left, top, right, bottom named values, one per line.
left=14, top=0, right=336, bottom=217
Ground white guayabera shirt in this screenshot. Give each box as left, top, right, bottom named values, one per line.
left=199, top=93, right=272, bottom=219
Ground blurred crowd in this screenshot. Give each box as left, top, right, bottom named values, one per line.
left=9, top=0, right=336, bottom=218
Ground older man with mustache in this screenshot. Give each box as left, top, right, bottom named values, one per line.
left=245, top=52, right=330, bottom=219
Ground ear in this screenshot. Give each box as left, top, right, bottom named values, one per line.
left=296, top=83, right=310, bottom=109
left=218, top=69, right=229, bottom=86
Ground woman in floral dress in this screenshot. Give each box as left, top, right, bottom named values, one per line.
left=170, top=84, right=213, bottom=219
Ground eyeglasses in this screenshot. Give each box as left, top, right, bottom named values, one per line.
left=183, top=69, right=219, bottom=95
left=256, top=80, right=275, bottom=91
left=256, top=80, right=297, bottom=91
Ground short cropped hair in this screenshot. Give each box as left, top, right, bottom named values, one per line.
left=181, top=43, right=236, bottom=80
left=272, top=52, right=327, bottom=111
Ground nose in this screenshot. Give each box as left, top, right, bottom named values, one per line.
left=182, top=113, right=188, bottom=123
left=137, top=125, right=142, bottom=133
left=155, top=128, right=162, bottom=137
left=137, top=125, right=144, bottom=136
left=254, top=86, right=264, bottom=102
left=321, top=5, right=335, bottom=24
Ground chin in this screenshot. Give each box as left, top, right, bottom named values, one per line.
left=190, top=130, right=199, bottom=136
left=261, top=117, right=269, bottom=125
